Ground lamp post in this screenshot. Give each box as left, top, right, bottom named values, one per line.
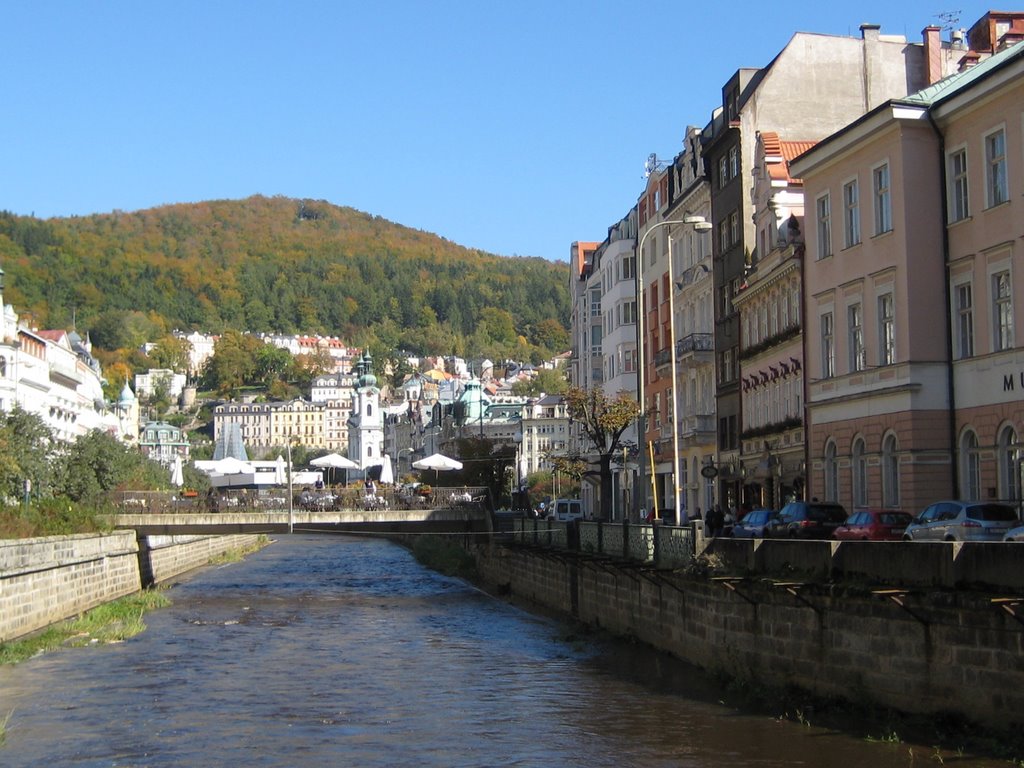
left=635, top=215, right=711, bottom=524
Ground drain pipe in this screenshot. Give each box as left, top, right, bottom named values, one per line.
left=926, top=110, right=960, bottom=500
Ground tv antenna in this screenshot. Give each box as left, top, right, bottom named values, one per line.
left=936, top=10, right=961, bottom=31
left=643, top=153, right=668, bottom=178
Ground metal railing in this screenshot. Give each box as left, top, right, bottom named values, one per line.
left=111, top=487, right=492, bottom=515
left=510, top=518, right=694, bottom=568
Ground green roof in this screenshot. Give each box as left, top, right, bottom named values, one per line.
left=900, top=41, right=1024, bottom=107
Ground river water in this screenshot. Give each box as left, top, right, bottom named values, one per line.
left=0, top=534, right=1005, bottom=767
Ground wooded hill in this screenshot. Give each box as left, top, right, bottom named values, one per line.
left=0, top=196, right=571, bottom=363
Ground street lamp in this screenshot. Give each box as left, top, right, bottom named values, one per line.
left=636, top=214, right=711, bottom=524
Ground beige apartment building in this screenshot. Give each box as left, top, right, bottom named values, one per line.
left=790, top=18, right=1024, bottom=512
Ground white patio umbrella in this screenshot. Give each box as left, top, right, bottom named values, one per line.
left=274, top=454, right=287, bottom=485
left=211, top=456, right=253, bottom=475
left=379, top=454, right=394, bottom=485
left=412, top=452, right=463, bottom=482
left=310, top=453, right=359, bottom=486
left=170, top=455, right=184, bottom=488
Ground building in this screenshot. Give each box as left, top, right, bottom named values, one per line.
left=702, top=22, right=965, bottom=511
left=213, top=398, right=326, bottom=454
left=134, top=368, right=188, bottom=401
left=138, top=420, right=190, bottom=466
left=790, top=18, right=1024, bottom=512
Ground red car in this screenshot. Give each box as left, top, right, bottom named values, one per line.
left=833, top=509, right=913, bottom=541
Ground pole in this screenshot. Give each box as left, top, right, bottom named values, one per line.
left=667, top=233, right=685, bottom=525
left=286, top=439, right=294, bottom=534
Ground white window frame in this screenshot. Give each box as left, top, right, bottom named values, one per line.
left=993, top=269, right=1014, bottom=352
left=984, top=127, right=1008, bottom=208
left=848, top=302, right=865, bottom=372
left=878, top=293, right=895, bottom=366
left=842, top=178, right=860, bottom=248
left=821, top=311, right=835, bottom=379
left=955, top=281, right=974, bottom=359
left=872, top=161, right=892, bottom=235
left=816, top=193, right=832, bottom=260
left=947, top=145, right=969, bottom=222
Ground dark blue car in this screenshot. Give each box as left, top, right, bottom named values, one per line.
left=731, top=508, right=780, bottom=538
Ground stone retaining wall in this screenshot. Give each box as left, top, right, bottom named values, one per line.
left=0, top=532, right=264, bottom=642
left=0, top=532, right=141, bottom=643
left=473, top=542, right=1024, bottom=730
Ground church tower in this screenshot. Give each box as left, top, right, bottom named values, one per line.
left=346, top=354, right=384, bottom=471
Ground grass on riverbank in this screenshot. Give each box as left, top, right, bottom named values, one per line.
left=0, top=589, right=171, bottom=666
left=0, top=499, right=112, bottom=539
left=410, top=535, right=478, bottom=580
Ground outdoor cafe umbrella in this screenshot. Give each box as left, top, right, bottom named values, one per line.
left=412, top=452, right=463, bottom=481
left=170, top=455, right=184, bottom=488
left=310, top=453, right=359, bottom=485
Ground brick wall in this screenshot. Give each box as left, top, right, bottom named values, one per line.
left=474, top=543, right=1024, bottom=729
left=139, top=534, right=264, bottom=586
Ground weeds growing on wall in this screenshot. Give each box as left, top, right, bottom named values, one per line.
left=0, top=499, right=114, bottom=540
left=410, top=536, right=478, bottom=580
left=0, top=589, right=170, bottom=666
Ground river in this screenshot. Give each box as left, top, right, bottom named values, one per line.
left=0, top=534, right=1005, bottom=767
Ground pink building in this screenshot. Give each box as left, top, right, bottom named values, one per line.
left=791, top=20, right=1024, bottom=513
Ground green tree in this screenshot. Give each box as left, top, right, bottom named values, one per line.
left=0, top=407, right=52, bottom=502
left=255, top=343, right=294, bottom=389
left=559, top=386, right=638, bottom=521
left=147, top=335, right=193, bottom=372
left=53, top=430, right=168, bottom=503
left=510, top=367, right=569, bottom=397
left=199, top=330, right=261, bottom=397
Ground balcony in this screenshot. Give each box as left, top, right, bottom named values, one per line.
left=654, top=333, right=713, bottom=374
left=680, top=414, right=715, bottom=446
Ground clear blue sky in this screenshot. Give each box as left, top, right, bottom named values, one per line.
left=0, top=1, right=992, bottom=261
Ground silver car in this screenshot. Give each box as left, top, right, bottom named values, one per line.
left=904, top=501, right=1020, bottom=542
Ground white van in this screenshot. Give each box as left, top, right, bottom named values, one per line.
left=550, top=498, right=584, bottom=522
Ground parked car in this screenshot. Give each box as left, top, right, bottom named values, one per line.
left=904, top=501, right=1020, bottom=542
left=731, top=508, right=780, bottom=538
left=770, top=501, right=848, bottom=539
left=833, top=509, right=914, bottom=541
left=1003, top=525, right=1024, bottom=542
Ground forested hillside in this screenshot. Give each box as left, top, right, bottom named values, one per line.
left=0, top=196, right=571, bottom=363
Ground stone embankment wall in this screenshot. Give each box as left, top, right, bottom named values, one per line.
left=473, top=542, right=1024, bottom=730
left=0, top=532, right=264, bottom=642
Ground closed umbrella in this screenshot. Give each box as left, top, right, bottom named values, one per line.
left=274, top=454, right=287, bottom=485
left=379, top=454, right=394, bottom=485
left=170, top=455, right=184, bottom=488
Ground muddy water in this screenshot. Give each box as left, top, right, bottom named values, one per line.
left=0, top=535, right=1004, bottom=767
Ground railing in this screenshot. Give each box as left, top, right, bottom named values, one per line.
left=111, top=487, right=492, bottom=515
left=510, top=518, right=694, bottom=568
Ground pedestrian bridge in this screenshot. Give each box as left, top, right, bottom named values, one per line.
left=109, top=488, right=493, bottom=536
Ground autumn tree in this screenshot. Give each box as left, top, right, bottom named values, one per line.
left=510, top=367, right=569, bottom=397
left=147, top=335, right=193, bottom=373
left=555, top=386, right=638, bottom=521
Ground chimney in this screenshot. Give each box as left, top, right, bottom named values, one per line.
left=958, top=51, right=981, bottom=72
left=860, top=23, right=881, bottom=43
left=922, top=25, right=943, bottom=84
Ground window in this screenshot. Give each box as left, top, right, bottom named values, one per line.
left=824, top=440, right=838, bottom=502
left=816, top=193, right=832, bottom=259
left=961, top=429, right=981, bottom=500
left=956, top=282, right=974, bottom=359
left=718, top=220, right=729, bottom=253
left=985, top=128, right=1008, bottom=207
left=882, top=434, right=900, bottom=507
left=873, top=163, right=891, bottom=234
left=719, top=156, right=729, bottom=188
left=998, top=425, right=1020, bottom=502
left=821, top=311, right=835, bottom=378
left=621, top=254, right=635, bottom=281
left=848, top=303, right=865, bottom=372
left=728, top=145, right=739, bottom=179
left=729, top=210, right=740, bottom=247
left=948, top=148, right=969, bottom=221
left=994, top=270, right=1014, bottom=351
left=843, top=179, right=860, bottom=247
left=852, top=438, right=867, bottom=507
left=619, top=300, right=637, bottom=326
left=878, top=293, right=895, bottom=365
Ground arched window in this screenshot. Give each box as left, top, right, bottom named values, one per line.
left=366, top=403, right=373, bottom=418
left=960, top=429, right=980, bottom=500
left=882, top=434, right=900, bottom=507
left=0, top=357, right=6, bottom=377
left=852, top=437, right=867, bottom=507
left=998, top=425, right=1020, bottom=502
left=824, top=440, right=838, bottom=502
